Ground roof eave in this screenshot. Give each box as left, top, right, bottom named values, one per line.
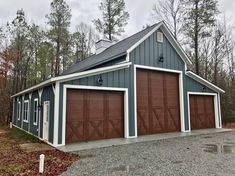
left=186, top=71, right=225, bottom=94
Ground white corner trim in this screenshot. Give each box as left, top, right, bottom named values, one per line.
left=11, top=62, right=131, bottom=98
left=187, top=92, right=221, bottom=131
left=186, top=71, right=225, bottom=93
left=61, top=85, right=129, bottom=146
left=218, top=93, right=222, bottom=128
left=33, top=98, right=39, bottom=126
left=134, top=65, right=186, bottom=137
left=53, top=82, right=60, bottom=146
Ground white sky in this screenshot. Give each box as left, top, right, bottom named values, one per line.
left=0, top=0, right=234, bottom=38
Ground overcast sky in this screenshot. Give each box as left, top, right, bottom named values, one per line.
left=0, top=0, right=234, bottom=38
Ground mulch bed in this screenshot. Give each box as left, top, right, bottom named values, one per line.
left=0, top=129, right=79, bottom=176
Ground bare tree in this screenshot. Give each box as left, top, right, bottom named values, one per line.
left=151, top=0, right=183, bottom=41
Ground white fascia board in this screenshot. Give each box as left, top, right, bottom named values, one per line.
left=126, top=22, right=163, bottom=61
left=55, top=62, right=131, bottom=83
left=11, top=62, right=131, bottom=98
left=186, top=71, right=225, bottom=93
left=126, top=21, right=192, bottom=66
left=160, top=23, right=192, bottom=65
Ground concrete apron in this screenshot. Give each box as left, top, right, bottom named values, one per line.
left=58, top=128, right=233, bottom=152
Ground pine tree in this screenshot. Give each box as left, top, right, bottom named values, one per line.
left=46, top=0, right=71, bottom=76
left=93, top=0, right=129, bottom=41
left=183, top=0, right=219, bottom=75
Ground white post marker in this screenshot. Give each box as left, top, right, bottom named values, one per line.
left=39, top=154, right=45, bottom=173
left=9, top=122, right=12, bottom=129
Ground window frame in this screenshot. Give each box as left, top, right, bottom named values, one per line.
left=33, top=99, right=39, bottom=125
left=17, top=101, right=21, bottom=120
left=23, top=100, right=29, bottom=123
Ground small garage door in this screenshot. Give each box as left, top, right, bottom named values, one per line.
left=189, top=95, right=215, bottom=130
left=66, top=89, right=124, bottom=144
left=137, top=69, right=181, bottom=135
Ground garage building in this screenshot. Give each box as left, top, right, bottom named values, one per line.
left=11, top=22, right=224, bottom=147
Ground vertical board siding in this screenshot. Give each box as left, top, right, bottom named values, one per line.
left=58, top=66, right=134, bottom=144
left=30, top=90, right=39, bottom=136
left=41, top=85, right=55, bottom=144
left=57, top=29, right=219, bottom=144
left=22, top=94, right=29, bottom=131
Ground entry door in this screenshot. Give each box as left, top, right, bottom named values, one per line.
left=43, top=101, right=50, bottom=141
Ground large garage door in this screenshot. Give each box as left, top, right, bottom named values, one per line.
left=137, top=69, right=181, bottom=135
left=189, top=95, right=215, bottom=130
left=66, top=89, right=124, bottom=144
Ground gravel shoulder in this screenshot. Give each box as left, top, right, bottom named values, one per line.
left=62, top=131, right=235, bottom=176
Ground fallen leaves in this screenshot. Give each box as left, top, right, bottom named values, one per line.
left=0, top=129, right=79, bottom=176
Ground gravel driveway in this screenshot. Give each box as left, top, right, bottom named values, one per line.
left=62, top=131, right=235, bottom=176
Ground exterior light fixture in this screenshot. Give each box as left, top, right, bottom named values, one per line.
left=202, top=86, right=206, bottom=92
left=97, top=75, right=103, bottom=86
left=159, top=54, right=164, bottom=63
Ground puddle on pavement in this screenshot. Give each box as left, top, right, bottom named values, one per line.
left=203, top=136, right=213, bottom=139
left=202, top=144, right=235, bottom=154
left=110, top=164, right=143, bottom=173
left=79, top=154, right=95, bottom=159
left=172, top=160, right=183, bottom=164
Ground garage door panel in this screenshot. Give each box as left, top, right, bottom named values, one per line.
left=137, top=69, right=181, bottom=135
left=66, top=89, right=124, bottom=144
left=189, top=95, right=215, bottom=130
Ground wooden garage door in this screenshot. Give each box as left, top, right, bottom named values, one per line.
left=137, top=69, right=181, bottom=135
left=66, top=89, right=124, bottom=144
left=189, top=95, right=215, bottom=130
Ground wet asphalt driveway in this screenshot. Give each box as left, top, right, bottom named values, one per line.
left=62, top=131, right=235, bottom=176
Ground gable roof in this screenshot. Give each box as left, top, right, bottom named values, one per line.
left=62, top=23, right=161, bottom=75
left=186, top=71, right=225, bottom=93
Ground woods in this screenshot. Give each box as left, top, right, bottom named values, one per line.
left=0, top=0, right=235, bottom=125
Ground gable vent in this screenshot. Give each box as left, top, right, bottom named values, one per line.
left=157, top=31, right=164, bottom=43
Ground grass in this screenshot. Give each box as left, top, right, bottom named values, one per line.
left=7, top=127, right=39, bottom=143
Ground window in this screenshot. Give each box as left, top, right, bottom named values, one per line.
left=17, top=101, right=21, bottom=120
left=23, top=100, right=29, bottom=122
left=33, top=99, right=38, bottom=125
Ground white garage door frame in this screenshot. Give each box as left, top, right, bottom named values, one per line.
left=187, top=92, right=222, bottom=131
left=134, top=64, right=186, bottom=138
left=62, top=84, right=129, bottom=146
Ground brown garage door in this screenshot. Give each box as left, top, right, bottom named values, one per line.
left=189, top=95, right=215, bottom=130
left=66, top=89, right=124, bottom=144
left=137, top=69, right=181, bottom=135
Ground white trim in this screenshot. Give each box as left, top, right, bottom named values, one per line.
left=187, top=92, right=221, bottom=131
left=23, top=100, right=29, bottom=123
left=12, top=124, right=55, bottom=147
left=33, top=98, right=39, bottom=126
left=17, top=101, right=21, bottom=121
left=12, top=98, right=15, bottom=124
left=53, top=82, right=60, bottom=146
left=159, top=23, right=192, bottom=65
left=43, top=101, right=50, bottom=141
left=38, top=89, right=43, bottom=138
left=126, top=22, right=163, bottom=61
left=186, top=71, right=225, bottom=93
left=11, top=62, right=131, bottom=98
left=218, top=93, right=222, bottom=128
left=28, top=94, right=32, bottom=132
left=62, top=85, right=129, bottom=146
left=21, top=95, right=25, bottom=128
left=134, top=65, right=186, bottom=137
left=126, top=21, right=192, bottom=66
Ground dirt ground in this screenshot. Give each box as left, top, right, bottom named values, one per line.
left=0, top=127, right=79, bottom=176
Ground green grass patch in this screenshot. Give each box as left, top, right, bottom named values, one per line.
left=7, top=127, right=39, bottom=143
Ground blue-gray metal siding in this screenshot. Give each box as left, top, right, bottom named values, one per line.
left=57, top=29, right=219, bottom=144
left=30, top=90, right=39, bottom=136
left=40, top=85, right=54, bottom=144
left=13, top=85, right=54, bottom=144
